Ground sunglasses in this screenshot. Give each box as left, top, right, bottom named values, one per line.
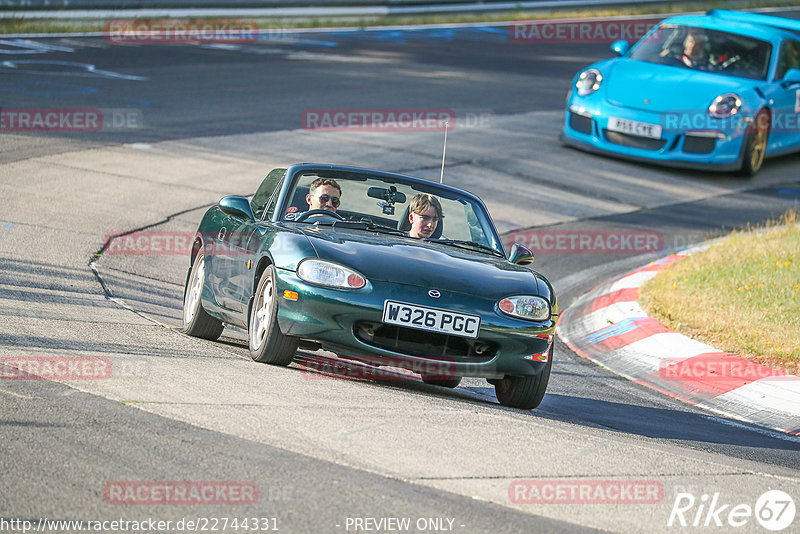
left=317, top=194, right=340, bottom=207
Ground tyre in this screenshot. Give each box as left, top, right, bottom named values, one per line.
left=421, top=375, right=462, bottom=388
left=739, top=109, right=770, bottom=176
left=494, top=346, right=553, bottom=410
left=182, top=250, right=224, bottom=340
left=249, top=265, right=298, bottom=366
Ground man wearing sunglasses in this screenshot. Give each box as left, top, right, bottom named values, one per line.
left=306, top=177, right=342, bottom=212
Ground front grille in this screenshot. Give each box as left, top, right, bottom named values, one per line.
left=603, top=130, right=666, bottom=151
left=683, top=135, right=716, bottom=155
left=569, top=112, right=593, bottom=134
left=354, top=321, right=496, bottom=363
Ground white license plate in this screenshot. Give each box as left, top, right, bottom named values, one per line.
left=608, top=117, right=662, bottom=139
left=382, top=300, right=481, bottom=339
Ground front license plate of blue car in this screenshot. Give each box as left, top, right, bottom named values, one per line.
left=608, top=117, right=662, bottom=139
left=382, top=300, right=481, bottom=339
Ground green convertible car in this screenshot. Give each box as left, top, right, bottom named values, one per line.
left=182, top=164, right=557, bottom=409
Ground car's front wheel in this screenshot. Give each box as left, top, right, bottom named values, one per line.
left=494, top=347, right=552, bottom=410
left=249, top=265, right=298, bottom=366
left=182, top=250, right=224, bottom=340
left=739, top=109, right=770, bottom=176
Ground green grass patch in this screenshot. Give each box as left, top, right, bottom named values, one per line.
left=640, top=210, right=800, bottom=374
left=2, top=0, right=800, bottom=35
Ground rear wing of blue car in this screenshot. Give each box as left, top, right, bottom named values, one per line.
left=707, top=9, right=800, bottom=35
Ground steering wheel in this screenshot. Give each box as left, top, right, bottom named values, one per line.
left=660, top=54, right=688, bottom=67
left=293, top=209, right=345, bottom=223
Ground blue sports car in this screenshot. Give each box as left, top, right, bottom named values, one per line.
left=562, top=10, right=800, bottom=175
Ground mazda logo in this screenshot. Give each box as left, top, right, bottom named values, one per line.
left=428, top=290, right=441, bottom=298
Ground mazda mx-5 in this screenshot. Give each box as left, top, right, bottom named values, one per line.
left=182, top=164, right=557, bottom=409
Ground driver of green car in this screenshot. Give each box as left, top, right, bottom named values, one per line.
left=306, top=178, right=342, bottom=213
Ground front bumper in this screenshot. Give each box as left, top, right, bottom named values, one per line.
left=272, top=268, right=555, bottom=378
left=562, top=100, right=749, bottom=172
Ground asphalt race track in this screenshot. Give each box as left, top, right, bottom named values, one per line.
left=1, top=15, right=800, bottom=533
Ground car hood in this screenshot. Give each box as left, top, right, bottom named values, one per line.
left=604, top=59, right=756, bottom=113
left=298, top=226, right=548, bottom=301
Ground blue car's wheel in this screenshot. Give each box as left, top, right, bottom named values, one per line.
left=249, top=265, right=298, bottom=366
left=182, top=250, right=224, bottom=340
left=740, top=109, right=770, bottom=176
left=494, top=345, right=552, bottom=410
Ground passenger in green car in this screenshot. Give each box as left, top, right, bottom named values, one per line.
left=306, top=177, right=342, bottom=212
left=408, top=193, right=443, bottom=239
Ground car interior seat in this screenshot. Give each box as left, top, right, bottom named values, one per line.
left=287, top=186, right=310, bottom=215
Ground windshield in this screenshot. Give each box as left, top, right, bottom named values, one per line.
left=279, top=170, right=504, bottom=255
left=629, top=24, right=772, bottom=80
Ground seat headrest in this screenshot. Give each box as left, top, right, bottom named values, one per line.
left=288, top=186, right=310, bottom=214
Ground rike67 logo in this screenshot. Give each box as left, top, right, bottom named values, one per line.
left=668, top=490, right=795, bottom=531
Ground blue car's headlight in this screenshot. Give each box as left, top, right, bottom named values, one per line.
left=498, top=296, right=550, bottom=321
left=708, top=93, right=742, bottom=119
left=297, top=259, right=366, bottom=289
left=575, top=69, right=603, bottom=97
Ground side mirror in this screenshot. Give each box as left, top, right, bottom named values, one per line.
left=508, top=243, right=534, bottom=265
left=782, top=68, right=800, bottom=85
left=219, top=195, right=255, bottom=221
left=611, top=39, right=630, bottom=56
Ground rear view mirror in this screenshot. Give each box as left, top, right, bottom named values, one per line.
left=367, top=186, right=407, bottom=204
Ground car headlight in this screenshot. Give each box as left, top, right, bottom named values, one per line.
left=498, top=296, right=550, bottom=321
left=708, top=93, right=742, bottom=119
left=575, top=69, right=603, bottom=97
left=297, top=259, right=366, bottom=289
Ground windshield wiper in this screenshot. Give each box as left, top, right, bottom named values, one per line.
left=331, top=220, right=406, bottom=236
left=428, top=238, right=504, bottom=258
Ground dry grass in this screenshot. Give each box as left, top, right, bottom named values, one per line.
left=640, top=210, right=800, bottom=375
